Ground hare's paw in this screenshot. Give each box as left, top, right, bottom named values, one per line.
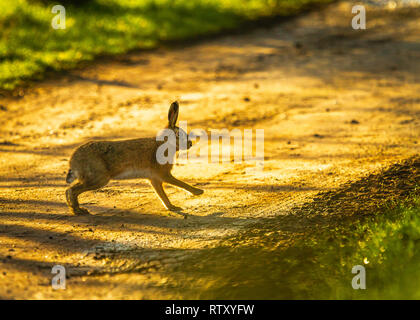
left=192, top=188, right=204, bottom=196
left=168, top=205, right=183, bottom=212
left=72, top=207, right=91, bottom=216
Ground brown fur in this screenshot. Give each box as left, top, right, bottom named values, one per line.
left=65, top=101, right=203, bottom=215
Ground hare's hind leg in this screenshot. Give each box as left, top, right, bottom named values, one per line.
left=162, top=174, right=203, bottom=196
left=66, top=177, right=109, bottom=215
left=66, top=183, right=91, bottom=215
left=65, top=164, right=110, bottom=215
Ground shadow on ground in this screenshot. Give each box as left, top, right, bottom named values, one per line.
left=152, top=156, right=420, bottom=299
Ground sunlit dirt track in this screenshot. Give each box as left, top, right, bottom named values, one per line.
left=0, top=2, right=419, bottom=299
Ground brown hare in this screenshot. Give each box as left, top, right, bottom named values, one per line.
left=65, top=101, right=203, bottom=215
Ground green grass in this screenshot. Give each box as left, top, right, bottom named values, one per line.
left=168, top=193, right=420, bottom=299
left=311, top=195, right=420, bottom=299
left=269, top=195, right=420, bottom=299
left=0, top=0, right=331, bottom=91
left=257, top=193, right=420, bottom=299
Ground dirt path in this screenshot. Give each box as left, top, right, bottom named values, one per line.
left=0, top=2, right=419, bottom=299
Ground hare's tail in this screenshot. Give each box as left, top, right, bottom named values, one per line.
left=66, top=169, right=76, bottom=184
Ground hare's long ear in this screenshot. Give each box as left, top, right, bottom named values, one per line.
left=168, top=101, right=179, bottom=128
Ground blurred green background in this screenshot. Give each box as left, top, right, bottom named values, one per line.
left=0, top=0, right=331, bottom=91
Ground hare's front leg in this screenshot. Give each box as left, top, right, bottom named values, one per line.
left=162, top=174, right=204, bottom=196
left=150, top=178, right=182, bottom=211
